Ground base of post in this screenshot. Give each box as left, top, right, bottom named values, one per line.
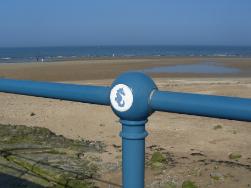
left=120, top=119, right=148, bottom=188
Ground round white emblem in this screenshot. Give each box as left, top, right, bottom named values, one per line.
left=110, top=84, right=133, bottom=112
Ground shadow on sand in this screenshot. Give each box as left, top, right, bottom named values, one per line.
left=0, top=172, right=44, bottom=188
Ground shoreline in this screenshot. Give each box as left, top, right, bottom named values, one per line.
left=0, top=56, right=251, bottom=81
left=1, top=55, right=251, bottom=64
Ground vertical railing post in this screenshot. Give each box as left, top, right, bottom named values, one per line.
left=109, top=72, right=157, bottom=188
left=120, top=120, right=148, bottom=188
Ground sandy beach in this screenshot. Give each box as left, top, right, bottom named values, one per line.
left=0, top=57, right=251, bottom=187
left=1, top=57, right=251, bottom=81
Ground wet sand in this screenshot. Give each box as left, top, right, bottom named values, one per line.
left=1, top=57, right=251, bottom=81
left=0, top=57, right=251, bottom=187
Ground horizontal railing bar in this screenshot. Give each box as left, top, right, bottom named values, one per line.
left=0, top=78, right=111, bottom=106
left=150, top=90, right=251, bottom=122
left=1, top=72, right=251, bottom=188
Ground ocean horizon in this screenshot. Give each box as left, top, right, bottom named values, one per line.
left=0, top=45, right=251, bottom=63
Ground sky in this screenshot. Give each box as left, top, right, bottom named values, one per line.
left=0, top=0, right=251, bottom=47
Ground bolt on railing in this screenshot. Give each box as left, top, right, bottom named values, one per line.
left=0, top=71, right=251, bottom=188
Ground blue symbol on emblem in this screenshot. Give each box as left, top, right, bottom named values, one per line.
left=115, top=88, right=125, bottom=107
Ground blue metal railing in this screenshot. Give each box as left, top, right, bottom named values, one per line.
left=151, top=90, right=251, bottom=122
left=0, top=71, right=251, bottom=188
left=0, top=78, right=110, bottom=105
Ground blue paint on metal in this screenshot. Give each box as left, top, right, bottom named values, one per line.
left=1, top=72, right=251, bottom=188
left=115, top=88, right=126, bottom=107
left=150, top=90, right=251, bottom=122
left=110, top=72, right=157, bottom=121
left=0, top=78, right=110, bottom=105
left=120, top=120, right=147, bottom=188
left=110, top=72, right=156, bottom=188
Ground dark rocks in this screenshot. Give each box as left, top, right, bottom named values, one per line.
left=0, top=124, right=106, bottom=187
left=30, top=112, right=36, bottom=116
left=210, top=172, right=224, bottom=181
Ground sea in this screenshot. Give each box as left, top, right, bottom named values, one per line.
left=0, top=45, right=251, bottom=63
